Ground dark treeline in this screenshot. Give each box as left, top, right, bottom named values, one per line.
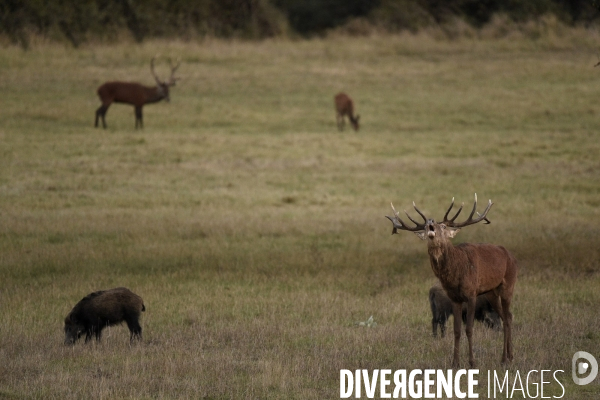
left=2, top=0, right=600, bottom=48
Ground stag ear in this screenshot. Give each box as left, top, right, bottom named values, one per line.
left=414, top=231, right=427, bottom=240
left=447, top=227, right=460, bottom=238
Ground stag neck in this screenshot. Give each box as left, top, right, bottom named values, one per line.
left=427, top=240, right=470, bottom=286
left=142, top=85, right=169, bottom=104
left=427, top=235, right=453, bottom=260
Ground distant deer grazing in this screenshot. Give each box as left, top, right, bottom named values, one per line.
left=334, top=92, right=360, bottom=131
left=95, top=57, right=180, bottom=129
left=386, top=194, right=518, bottom=367
left=429, top=284, right=501, bottom=338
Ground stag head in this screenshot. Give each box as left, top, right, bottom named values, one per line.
left=150, top=57, right=181, bottom=102
left=386, top=194, right=493, bottom=243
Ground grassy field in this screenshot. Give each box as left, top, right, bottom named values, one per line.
left=1, top=31, right=600, bottom=399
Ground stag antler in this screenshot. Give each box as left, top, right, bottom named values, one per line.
left=150, top=56, right=162, bottom=85
left=168, top=58, right=181, bottom=85
left=442, top=197, right=464, bottom=224
left=443, top=193, right=493, bottom=228
left=150, top=56, right=181, bottom=86
left=386, top=201, right=428, bottom=234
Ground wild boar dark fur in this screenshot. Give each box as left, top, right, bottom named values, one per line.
left=429, top=285, right=501, bottom=338
left=64, top=287, right=145, bottom=345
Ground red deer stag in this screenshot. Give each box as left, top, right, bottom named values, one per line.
left=334, top=92, right=360, bottom=131
left=386, top=194, right=518, bottom=367
left=95, top=57, right=180, bottom=129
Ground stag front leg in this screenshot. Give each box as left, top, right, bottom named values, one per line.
left=465, top=297, right=477, bottom=368
left=96, top=105, right=109, bottom=129
left=452, top=301, right=462, bottom=368
left=501, top=297, right=514, bottom=364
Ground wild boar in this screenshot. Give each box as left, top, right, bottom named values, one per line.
left=64, top=287, right=145, bottom=345
left=429, top=285, right=501, bottom=338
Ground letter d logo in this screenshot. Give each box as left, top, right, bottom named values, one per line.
left=572, top=351, right=598, bottom=385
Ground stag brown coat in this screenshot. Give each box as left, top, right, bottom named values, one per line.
left=95, top=57, right=179, bottom=129
left=64, top=287, right=145, bottom=345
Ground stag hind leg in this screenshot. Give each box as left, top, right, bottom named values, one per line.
left=451, top=301, right=462, bottom=368
left=134, top=106, right=143, bottom=129
left=95, top=104, right=110, bottom=128
left=464, top=297, right=477, bottom=368
left=500, top=297, right=513, bottom=363
left=485, top=291, right=513, bottom=364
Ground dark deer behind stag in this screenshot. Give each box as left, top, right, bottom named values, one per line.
left=95, top=57, right=180, bottom=129
left=386, top=194, right=518, bottom=368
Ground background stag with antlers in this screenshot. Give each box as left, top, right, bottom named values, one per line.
left=95, top=57, right=180, bottom=129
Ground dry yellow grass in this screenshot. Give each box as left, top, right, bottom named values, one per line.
left=0, top=32, right=599, bottom=398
